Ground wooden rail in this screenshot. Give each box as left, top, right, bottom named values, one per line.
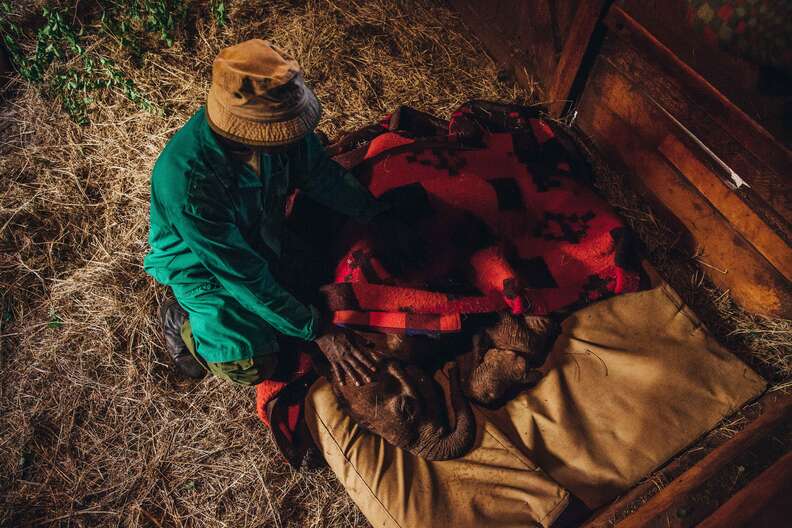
left=612, top=392, right=791, bottom=528
left=697, top=450, right=792, bottom=528
left=581, top=391, right=791, bottom=527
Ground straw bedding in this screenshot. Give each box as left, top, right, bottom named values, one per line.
left=0, top=1, right=787, bottom=526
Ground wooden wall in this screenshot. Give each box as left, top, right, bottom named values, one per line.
left=575, top=6, right=791, bottom=317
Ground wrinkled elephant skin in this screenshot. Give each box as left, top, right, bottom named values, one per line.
left=460, top=312, right=559, bottom=407
left=327, top=331, right=475, bottom=461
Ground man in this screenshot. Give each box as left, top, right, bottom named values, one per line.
left=144, top=39, right=405, bottom=387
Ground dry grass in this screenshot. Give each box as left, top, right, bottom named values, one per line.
left=0, top=1, right=529, bottom=526
left=1, top=0, right=789, bottom=527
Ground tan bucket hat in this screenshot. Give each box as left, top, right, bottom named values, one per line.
left=206, top=39, right=322, bottom=146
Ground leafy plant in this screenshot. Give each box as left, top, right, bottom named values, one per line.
left=100, top=0, right=187, bottom=50
left=211, top=0, right=228, bottom=27
left=47, top=309, right=63, bottom=329
left=0, top=1, right=202, bottom=125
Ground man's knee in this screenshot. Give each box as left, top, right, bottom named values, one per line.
left=207, top=354, right=278, bottom=386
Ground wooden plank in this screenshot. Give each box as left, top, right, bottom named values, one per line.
left=658, top=135, right=792, bottom=282
left=581, top=391, right=788, bottom=527
left=581, top=439, right=708, bottom=527
left=603, top=6, right=792, bottom=235
left=577, top=60, right=791, bottom=317
left=613, top=393, right=792, bottom=528
left=547, top=0, right=610, bottom=116
left=697, top=450, right=792, bottom=528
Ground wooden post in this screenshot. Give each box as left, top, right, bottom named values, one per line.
left=547, top=0, right=611, bottom=116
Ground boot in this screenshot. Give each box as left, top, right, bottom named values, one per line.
left=159, top=299, right=206, bottom=379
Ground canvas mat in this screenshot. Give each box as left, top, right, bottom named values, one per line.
left=304, top=283, right=766, bottom=527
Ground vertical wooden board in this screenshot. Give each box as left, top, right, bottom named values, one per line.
left=547, top=0, right=610, bottom=116
left=552, top=0, right=583, bottom=46
left=577, top=62, right=791, bottom=316
left=519, top=0, right=557, bottom=85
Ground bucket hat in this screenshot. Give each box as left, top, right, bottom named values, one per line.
left=206, top=39, right=321, bottom=146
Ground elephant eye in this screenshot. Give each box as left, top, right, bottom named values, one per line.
left=397, top=396, right=419, bottom=421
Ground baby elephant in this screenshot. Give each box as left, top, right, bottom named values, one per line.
left=323, top=331, right=475, bottom=461
left=460, top=312, right=559, bottom=407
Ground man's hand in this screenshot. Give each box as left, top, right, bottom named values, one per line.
left=314, top=321, right=378, bottom=386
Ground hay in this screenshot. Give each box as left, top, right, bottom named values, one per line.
left=0, top=1, right=529, bottom=526
left=0, top=0, right=788, bottom=526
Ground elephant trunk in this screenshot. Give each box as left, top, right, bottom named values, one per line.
left=413, top=366, right=475, bottom=461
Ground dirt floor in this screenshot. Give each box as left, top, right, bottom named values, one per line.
left=0, top=1, right=788, bottom=527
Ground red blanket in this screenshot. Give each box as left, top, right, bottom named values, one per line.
left=256, top=101, right=646, bottom=464
left=324, top=101, right=644, bottom=333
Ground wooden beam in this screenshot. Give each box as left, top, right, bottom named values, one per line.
left=658, top=135, right=792, bottom=282
left=617, top=0, right=791, bottom=148
left=577, top=61, right=791, bottom=316
left=613, top=393, right=792, bottom=528
left=696, top=450, right=792, bottom=528
left=547, top=0, right=610, bottom=116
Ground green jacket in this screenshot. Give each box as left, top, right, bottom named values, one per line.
left=144, top=108, right=384, bottom=351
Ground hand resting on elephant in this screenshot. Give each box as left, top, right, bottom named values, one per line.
left=460, top=311, right=560, bottom=407
left=315, top=330, right=476, bottom=461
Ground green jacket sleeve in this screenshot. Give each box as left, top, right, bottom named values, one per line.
left=295, top=133, right=388, bottom=222
left=173, top=192, right=320, bottom=341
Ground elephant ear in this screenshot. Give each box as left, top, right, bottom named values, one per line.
left=486, top=311, right=534, bottom=353
left=486, top=312, right=559, bottom=362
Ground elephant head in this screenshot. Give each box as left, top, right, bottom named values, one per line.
left=460, top=312, right=559, bottom=407
left=328, top=331, right=476, bottom=461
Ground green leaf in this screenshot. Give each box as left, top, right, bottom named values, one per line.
left=47, top=312, right=63, bottom=329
